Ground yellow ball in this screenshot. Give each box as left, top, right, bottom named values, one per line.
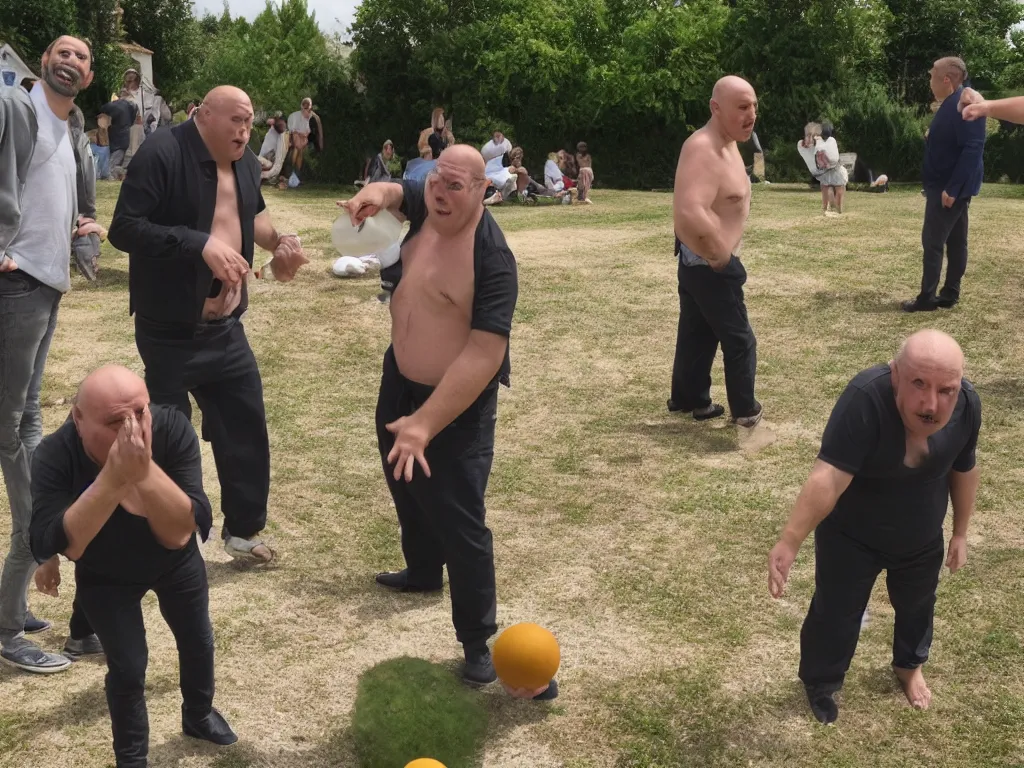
left=492, top=622, right=561, bottom=690
left=405, top=760, right=446, bottom=768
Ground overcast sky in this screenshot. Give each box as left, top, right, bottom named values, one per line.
left=192, top=0, right=359, bottom=38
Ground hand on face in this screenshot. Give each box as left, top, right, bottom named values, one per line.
left=104, top=409, right=152, bottom=487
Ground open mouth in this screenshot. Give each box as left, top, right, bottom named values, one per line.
left=918, top=414, right=936, bottom=424
left=54, top=67, right=77, bottom=87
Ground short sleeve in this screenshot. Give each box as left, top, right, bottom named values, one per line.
left=817, top=384, right=880, bottom=476
left=29, top=436, right=75, bottom=563
left=400, top=179, right=428, bottom=230
left=472, top=247, right=518, bottom=337
left=159, top=408, right=213, bottom=542
left=952, top=388, right=981, bottom=472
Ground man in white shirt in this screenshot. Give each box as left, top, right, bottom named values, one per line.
left=0, top=35, right=97, bottom=674
left=286, top=97, right=312, bottom=181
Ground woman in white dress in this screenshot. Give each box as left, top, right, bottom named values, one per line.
left=797, top=121, right=848, bottom=214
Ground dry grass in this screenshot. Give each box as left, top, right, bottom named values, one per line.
left=2, top=181, right=1024, bottom=767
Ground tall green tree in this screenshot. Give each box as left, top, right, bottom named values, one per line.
left=120, top=0, right=203, bottom=100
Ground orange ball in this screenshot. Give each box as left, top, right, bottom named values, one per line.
left=492, top=622, right=561, bottom=690
left=405, top=761, right=446, bottom=768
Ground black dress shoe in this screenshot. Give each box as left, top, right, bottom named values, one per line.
left=804, top=684, right=839, bottom=724
left=935, top=290, right=959, bottom=309
left=182, top=707, right=238, bottom=746
left=461, top=645, right=497, bottom=686
left=534, top=679, right=559, bottom=701
left=374, top=569, right=443, bottom=593
left=901, top=298, right=937, bottom=313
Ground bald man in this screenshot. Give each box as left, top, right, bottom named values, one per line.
left=341, top=146, right=555, bottom=699
left=902, top=57, right=986, bottom=312
left=768, top=330, right=980, bottom=723
left=29, top=365, right=235, bottom=766
left=669, top=76, right=763, bottom=428
left=108, top=85, right=307, bottom=564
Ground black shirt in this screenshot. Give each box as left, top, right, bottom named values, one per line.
left=818, top=364, right=981, bottom=555
left=107, top=119, right=267, bottom=326
left=29, top=405, right=213, bottom=585
left=380, top=179, right=518, bottom=387
left=427, top=131, right=448, bottom=159
left=98, top=99, right=137, bottom=152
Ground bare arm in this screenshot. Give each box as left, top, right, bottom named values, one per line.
left=62, top=471, right=127, bottom=561
left=254, top=210, right=280, bottom=252
left=414, top=330, right=507, bottom=439
left=673, top=141, right=731, bottom=267
left=970, top=95, right=1024, bottom=124
left=132, top=464, right=197, bottom=549
left=780, top=460, right=854, bottom=547
left=949, top=466, right=979, bottom=538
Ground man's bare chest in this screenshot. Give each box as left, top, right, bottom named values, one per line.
left=398, top=232, right=475, bottom=310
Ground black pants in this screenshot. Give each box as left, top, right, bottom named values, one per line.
left=918, top=190, right=970, bottom=303
left=799, top=522, right=944, bottom=689
left=69, top=597, right=92, bottom=640
left=670, top=256, right=759, bottom=418
left=376, top=346, right=498, bottom=649
left=77, top=546, right=214, bottom=768
left=135, top=316, right=269, bottom=539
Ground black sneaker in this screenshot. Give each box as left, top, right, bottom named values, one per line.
left=534, top=679, right=559, bottom=701
left=461, top=645, right=497, bottom=686
left=901, top=298, right=938, bottom=313
left=935, top=290, right=959, bottom=309
left=805, top=684, right=839, bottom=724
left=374, top=569, right=443, bottom=593
left=23, top=614, right=51, bottom=634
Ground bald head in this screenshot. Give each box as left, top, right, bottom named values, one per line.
left=201, top=86, right=253, bottom=115
left=896, top=329, right=964, bottom=375
left=712, top=75, right=755, bottom=105
left=76, top=366, right=147, bottom=414
left=437, top=143, right=486, bottom=180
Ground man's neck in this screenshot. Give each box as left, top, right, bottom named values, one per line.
left=40, top=81, right=75, bottom=121
left=706, top=119, right=736, bottom=151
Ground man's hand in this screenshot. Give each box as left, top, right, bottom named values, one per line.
left=268, top=234, right=309, bottom=282
left=0, top=255, right=16, bottom=273
left=958, top=87, right=986, bottom=119
left=941, top=191, right=955, bottom=208
left=34, top=556, right=61, bottom=597
left=338, top=185, right=390, bottom=226
left=385, top=415, right=432, bottom=482
left=104, top=411, right=152, bottom=487
left=946, top=534, right=968, bottom=573
left=768, top=538, right=800, bottom=598
left=75, top=217, right=107, bottom=241
left=202, top=235, right=250, bottom=286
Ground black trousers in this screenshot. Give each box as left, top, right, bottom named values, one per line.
left=77, top=546, right=214, bottom=768
left=69, top=597, right=92, bottom=640
left=670, top=256, right=759, bottom=418
left=135, top=316, right=270, bottom=539
left=376, top=346, right=498, bottom=649
left=799, top=522, right=944, bottom=689
left=918, top=190, right=970, bottom=303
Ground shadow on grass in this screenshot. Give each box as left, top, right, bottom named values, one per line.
left=93, top=265, right=131, bottom=289
left=811, top=289, right=901, bottom=315
left=635, top=419, right=738, bottom=454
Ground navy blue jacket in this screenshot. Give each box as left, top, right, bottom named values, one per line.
left=922, top=87, right=986, bottom=199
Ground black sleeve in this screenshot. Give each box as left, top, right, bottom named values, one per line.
left=106, top=136, right=210, bottom=259
left=98, top=102, right=113, bottom=116
left=817, top=383, right=880, bottom=475
left=472, top=246, right=518, bottom=337
left=952, top=388, right=981, bottom=472
left=399, top=179, right=428, bottom=229
left=29, top=437, right=75, bottom=563
left=159, top=408, right=213, bottom=542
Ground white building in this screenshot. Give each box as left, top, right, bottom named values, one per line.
left=0, top=43, right=37, bottom=88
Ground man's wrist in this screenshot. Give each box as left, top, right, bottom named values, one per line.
left=780, top=527, right=806, bottom=549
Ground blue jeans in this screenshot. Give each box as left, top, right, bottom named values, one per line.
left=91, top=144, right=111, bottom=180
left=0, top=270, right=61, bottom=643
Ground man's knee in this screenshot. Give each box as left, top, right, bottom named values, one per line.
left=0, top=416, right=23, bottom=455
left=106, top=652, right=148, bottom=694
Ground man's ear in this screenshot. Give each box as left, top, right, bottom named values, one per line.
left=82, top=70, right=95, bottom=89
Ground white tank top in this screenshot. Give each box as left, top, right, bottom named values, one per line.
left=8, top=84, right=77, bottom=293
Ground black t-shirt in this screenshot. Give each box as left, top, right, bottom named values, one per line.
left=818, top=364, right=981, bottom=554
left=380, top=179, right=518, bottom=386
left=427, top=131, right=448, bottom=159
left=98, top=100, right=138, bottom=152
left=29, top=405, right=213, bottom=585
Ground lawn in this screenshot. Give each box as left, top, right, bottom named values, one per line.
left=0, top=180, right=1022, bottom=768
